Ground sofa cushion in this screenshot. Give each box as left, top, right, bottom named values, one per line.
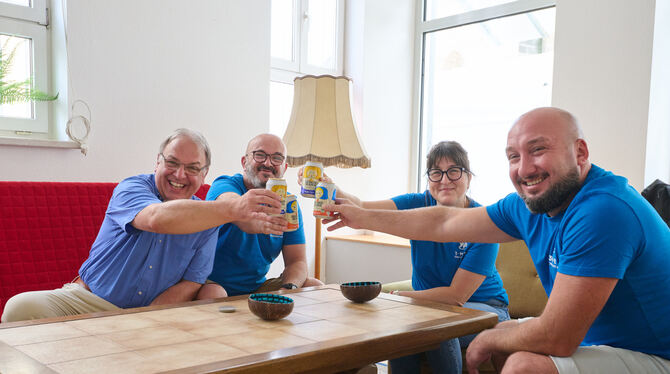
left=0, top=182, right=117, bottom=318
left=0, top=181, right=211, bottom=318
left=497, top=240, right=547, bottom=319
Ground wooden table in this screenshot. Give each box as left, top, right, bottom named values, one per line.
left=0, top=285, right=497, bottom=374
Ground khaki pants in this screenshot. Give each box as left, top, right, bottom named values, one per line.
left=1, top=283, right=120, bottom=323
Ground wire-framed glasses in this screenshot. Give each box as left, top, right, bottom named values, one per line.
left=160, top=153, right=206, bottom=176
left=426, top=166, right=468, bottom=182
left=250, top=150, right=285, bottom=166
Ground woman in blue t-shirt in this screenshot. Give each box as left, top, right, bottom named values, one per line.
left=303, top=141, right=510, bottom=373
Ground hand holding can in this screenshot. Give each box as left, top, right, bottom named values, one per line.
left=266, top=178, right=287, bottom=216
left=313, top=181, right=337, bottom=218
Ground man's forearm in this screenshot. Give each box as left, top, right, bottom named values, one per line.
left=351, top=206, right=457, bottom=242
left=281, top=261, right=308, bottom=287
left=475, top=317, right=576, bottom=357
left=150, top=280, right=202, bottom=305
left=135, top=199, right=238, bottom=234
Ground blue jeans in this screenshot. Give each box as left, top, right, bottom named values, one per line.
left=389, top=299, right=510, bottom=374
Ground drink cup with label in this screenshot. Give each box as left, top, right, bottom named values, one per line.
left=313, top=181, right=337, bottom=218
left=266, top=178, right=287, bottom=216
left=301, top=161, right=323, bottom=198
left=285, top=193, right=300, bottom=232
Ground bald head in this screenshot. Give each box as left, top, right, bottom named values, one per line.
left=511, top=107, right=583, bottom=144
left=245, top=134, right=287, bottom=155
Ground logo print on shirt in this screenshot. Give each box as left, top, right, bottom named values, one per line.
left=455, top=242, right=468, bottom=259
left=548, top=251, right=558, bottom=269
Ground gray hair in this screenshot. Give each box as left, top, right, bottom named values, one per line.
left=426, top=140, right=473, bottom=174
left=159, top=128, right=211, bottom=167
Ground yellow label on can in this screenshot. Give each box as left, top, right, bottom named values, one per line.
left=271, top=185, right=287, bottom=199
left=304, top=165, right=322, bottom=180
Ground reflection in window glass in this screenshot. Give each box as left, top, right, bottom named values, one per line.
left=420, top=7, right=555, bottom=204
left=0, top=34, right=33, bottom=119
left=271, top=0, right=294, bottom=61
left=0, top=0, right=31, bottom=6
left=269, top=81, right=294, bottom=136
left=306, top=0, right=337, bottom=69
left=425, top=0, right=516, bottom=20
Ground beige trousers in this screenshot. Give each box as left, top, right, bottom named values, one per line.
left=1, top=283, right=120, bottom=323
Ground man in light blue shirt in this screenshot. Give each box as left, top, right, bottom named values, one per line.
left=2, top=129, right=284, bottom=322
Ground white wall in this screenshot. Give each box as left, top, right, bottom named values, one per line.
left=1, top=0, right=270, bottom=184
left=552, top=0, right=668, bottom=191
left=270, top=0, right=417, bottom=279
left=645, top=0, right=670, bottom=186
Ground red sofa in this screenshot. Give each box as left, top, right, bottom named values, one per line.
left=0, top=181, right=210, bottom=319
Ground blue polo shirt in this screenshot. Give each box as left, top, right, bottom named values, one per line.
left=487, top=164, right=670, bottom=359
left=79, top=174, right=219, bottom=308
left=206, top=174, right=306, bottom=296
left=392, top=192, right=508, bottom=305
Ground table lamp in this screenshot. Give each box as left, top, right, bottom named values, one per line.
left=282, top=74, right=371, bottom=280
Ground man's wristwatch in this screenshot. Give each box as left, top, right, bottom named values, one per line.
left=281, top=283, right=298, bottom=290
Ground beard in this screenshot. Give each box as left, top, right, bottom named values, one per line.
left=244, top=160, right=280, bottom=188
left=519, top=168, right=581, bottom=214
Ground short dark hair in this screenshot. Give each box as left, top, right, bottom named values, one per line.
left=426, top=140, right=472, bottom=174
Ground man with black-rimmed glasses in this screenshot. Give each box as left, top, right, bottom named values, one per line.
left=198, top=134, right=323, bottom=299
left=2, top=129, right=284, bottom=322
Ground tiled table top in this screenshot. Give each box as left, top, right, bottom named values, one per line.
left=0, top=285, right=497, bottom=374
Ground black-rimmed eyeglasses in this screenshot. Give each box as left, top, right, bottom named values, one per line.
left=160, top=153, right=207, bottom=176
left=426, top=167, right=469, bottom=182
left=249, top=150, right=285, bottom=166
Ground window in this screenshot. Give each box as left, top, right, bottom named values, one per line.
left=417, top=0, right=555, bottom=204
left=269, top=0, right=344, bottom=136
left=0, top=0, right=50, bottom=134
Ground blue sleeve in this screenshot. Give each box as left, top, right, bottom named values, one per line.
left=486, top=193, right=524, bottom=239
left=460, top=242, right=499, bottom=277
left=391, top=192, right=432, bottom=210
left=558, top=195, right=640, bottom=279
left=107, top=175, right=161, bottom=235
left=182, top=228, right=219, bottom=283
left=206, top=175, right=244, bottom=200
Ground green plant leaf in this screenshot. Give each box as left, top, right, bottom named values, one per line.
left=0, top=37, right=58, bottom=106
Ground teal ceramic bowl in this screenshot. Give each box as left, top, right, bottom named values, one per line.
left=340, top=281, right=382, bottom=303
left=248, top=293, right=294, bottom=320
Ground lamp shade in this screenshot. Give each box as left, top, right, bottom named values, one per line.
left=282, top=75, right=371, bottom=168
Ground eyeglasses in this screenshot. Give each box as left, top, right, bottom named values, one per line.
left=249, top=150, right=285, bottom=166
left=426, top=167, right=469, bottom=182
left=160, top=153, right=207, bottom=176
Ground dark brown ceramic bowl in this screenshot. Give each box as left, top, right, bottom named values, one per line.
left=248, top=293, right=294, bottom=320
left=340, top=281, right=382, bottom=303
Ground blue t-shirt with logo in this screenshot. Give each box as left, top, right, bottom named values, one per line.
left=206, top=174, right=306, bottom=296
left=391, top=191, right=509, bottom=305
left=487, top=164, right=670, bottom=359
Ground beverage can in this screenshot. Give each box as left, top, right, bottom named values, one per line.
left=266, top=178, right=287, bottom=216
left=301, top=161, right=323, bottom=198
left=285, top=193, right=299, bottom=232
left=313, top=181, right=337, bottom=218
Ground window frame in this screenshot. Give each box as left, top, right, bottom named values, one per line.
left=0, top=0, right=51, bottom=134
left=271, top=0, right=345, bottom=84
left=411, top=0, right=556, bottom=192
